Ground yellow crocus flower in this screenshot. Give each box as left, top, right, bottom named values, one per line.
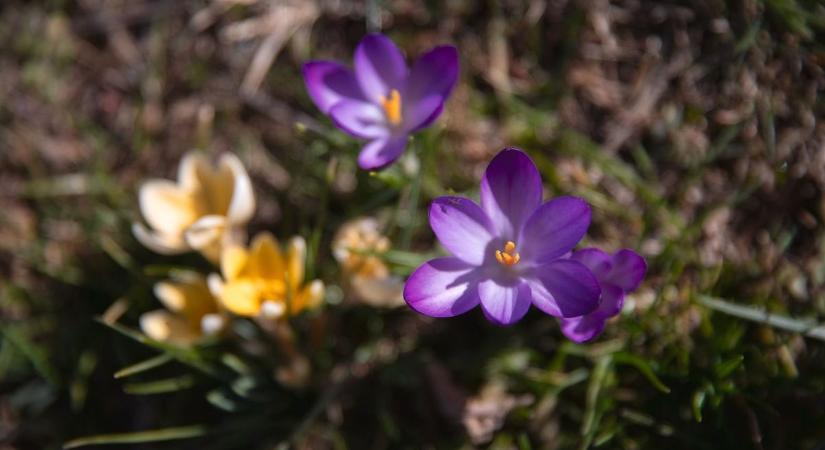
left=132, top=151, right=255, bottom=263
left=332, top=217, right=404, bottom=307
left=209, top=232, right=324, bottom=319
left=140, top=272, right=226, bottom=346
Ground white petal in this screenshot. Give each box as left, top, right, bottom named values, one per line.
left=221, top=153, right=256, bottom=224
left=138, top=179, right=198, bottom=236
left=132, top=223, right=189, bottom=254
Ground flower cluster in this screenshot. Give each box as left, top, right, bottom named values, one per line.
left=133, top=153, right=323, bottom=345
left=132, top=32, right=646, bottom=348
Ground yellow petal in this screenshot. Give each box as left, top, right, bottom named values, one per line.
left=221, top=245, right=249, bottom=280
left=140, top=310, right=198, bottom=345
left=138, top=180, right=199, bottom=236
left=196, top=161, right=235, bottom=216
left=154, top=274, right=217, bottom=325
left=219, top=280, right=261, bottom=316
left=250, top=232, right=284, bottom=280
left=184, top=215, right=228, bottom=264
left=293, top=280, right=324, bottom=314
left=286, top=236, right=306, bottom=293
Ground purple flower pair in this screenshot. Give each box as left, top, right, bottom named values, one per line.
left=403, top=148, right=646, bottom=342
left=303, top=33, right=458, bottom=170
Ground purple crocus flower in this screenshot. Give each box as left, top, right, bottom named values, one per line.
left=560, top=248, right=647, bottom=342
left=403, top=148, right=602, bottom=325
left=302, top=33, right=458, bottom=170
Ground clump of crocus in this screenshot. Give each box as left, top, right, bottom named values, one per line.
left=140, top=272, right=226, bottom=346
left=332, top=217, right=404, bottom=307
left=303, top=33, right=458, bottom=170
left=560, top=248, right=646, bottom=342
left=404, top=148, right=602, bottom=325
left=209, top=232, right=324, bottom=319
left=133, top=151, right=255, bottom=263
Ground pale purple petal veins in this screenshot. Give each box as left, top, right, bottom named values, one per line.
left=429, top=197, right=496, bottom=265
left=302, top=61, right=366, bottom=114
left=329, top=100, right=389, bottom=139
left=403, top=257, right=481, bottom=317
left=520, top=196, right=591, bottom=265
left=480, top=148, right=543, bottom=239
left=526, top=259, right=600, bottom=318
left=604, top=249, right=647, bottom=292
left=569, top=248, right=612, bottom=280
left=402, top=94, right=445, bottom=133
left=559, top=284, right=624, bottom=342
left=353, top=33, right=408, bottom=103
left=357, top=135, right=408, bottom=170
left=478, top=279, right=532, bottom=326
left=404, top=45, right=459, bottom=104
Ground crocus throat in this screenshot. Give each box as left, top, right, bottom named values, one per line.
left=380, top=89, right=402, bottom=125
left=495, top=241, right=520, bottom=266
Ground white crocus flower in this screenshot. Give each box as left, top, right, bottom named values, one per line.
left=132, top=151, right=255, bottom=263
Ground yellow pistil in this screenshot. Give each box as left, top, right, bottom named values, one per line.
left=380, top=89, right=402, bottom=125
left=495, top=241, right=521, bottom=266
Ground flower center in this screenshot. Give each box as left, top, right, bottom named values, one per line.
left=495, top=241, right=520, bottom=266
left=379, top=89, right=402, bottom=125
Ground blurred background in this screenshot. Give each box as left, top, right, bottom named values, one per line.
left=1, top=0, right=825, bottom=449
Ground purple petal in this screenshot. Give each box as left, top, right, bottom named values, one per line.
left=479, top=279, right=532, bottom=326
left=403, top=94, right=444, bottom=132
left=403, top=257, right=481, bottom=317
left=559, top=284, right=624, bottom=342
left=570, top=248, right=612, bottom=280
left=526, top=259, right=600, bottom=318
left=604, top=249, right=647, bottom=292
left=329, top=100, right=389, bottom=139
left=520, top=196, right=591, bottom=265
left=559, top=315, right=606, bottom=343
left=404, top=45, right=458, bottom=105
left=353, top=33, right=408, bottom=103
left=357, top=135, right=408, bottom=170
left=480, top=148, right=543, bottom=239
left=302, top=61, right=365, bottom=114
left=429, top=197, right=495, bottom=265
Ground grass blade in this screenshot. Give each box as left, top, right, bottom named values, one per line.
left=113, top=354, right=173, bottom=379
left=63, top=425, right=207, bottom=448
left=698, top=295, right=825, bottom=341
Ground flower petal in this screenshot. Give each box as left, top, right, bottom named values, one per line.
left=132, top=223, right=189, bottom=254
left=559, top=284, right=624, bottom=342
left=403, top=257, right=481, bottom=317
left=138, top=180, right=199, bottom=236
left=140, top=310, right=198, bottom=345
left=479, top=279, right=532, bottom=326
left=605, top=249, right=647, bottom=292
left=429, top=196, right=496, bottom=265
left=520, top=196, right=591, bottom=265
left=405, top=45, right=459, bottom=102
left=329, top=100, right=389, bottom=139
left=357, top=135, right=408, bottom=170
left=219, top=280, right=262, bottom=317
left=220, top=153, right=256, bottom=224
left=559, top=315, right=606, bottom=343
left=403, top=94, right=445, bottom=132
left=302, top=61, right=365, bottom=114
left=249, top=232, right=284, bottom=280
left=353, top=33, right=408, bottom=103
left=285, top=236, right=307, bottom=292
left=220, top=245, right=250, bottom=280
left=480, top=148, right=543, bottom=239
left=526, top=259, right=600, bottom=318
left=569, top=248, right=612, bottom=280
